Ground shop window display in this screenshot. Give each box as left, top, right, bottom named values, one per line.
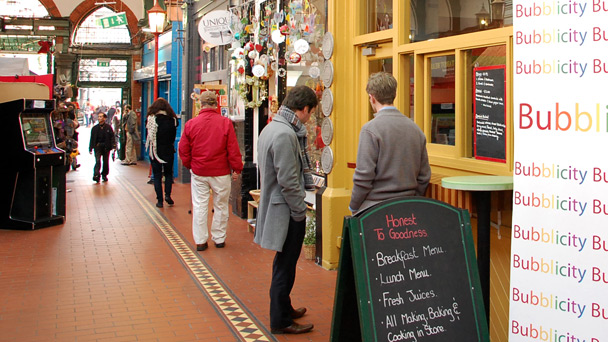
left=284, top=0, right=328, bottom=172
left=366, top=0, right=393, bottom=33
left=410, top=0, right=512, bottom=42
left=229, top=0, right=328, bottom=172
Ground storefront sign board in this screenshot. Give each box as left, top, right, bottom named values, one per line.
left=511, top=2, right=608, bottom=341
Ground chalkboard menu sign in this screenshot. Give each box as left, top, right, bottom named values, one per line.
left=474, top=65, right=506, bottom=162
left=331, top=197, right=488, bottom=342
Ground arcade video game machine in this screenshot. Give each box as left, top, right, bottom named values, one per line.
left=1, top=99, right=66, bottom=229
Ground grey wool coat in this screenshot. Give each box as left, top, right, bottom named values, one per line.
left=254, top=115, right=307, bottom=252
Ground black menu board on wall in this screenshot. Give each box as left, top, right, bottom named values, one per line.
left=474, top=65, right=506, bottom=162
left=330, top=197, right=488, bottom=342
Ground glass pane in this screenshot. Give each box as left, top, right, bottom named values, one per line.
left=430, top=55, right=455, bottom=146
left=74, top=7, right=131, bottom=44
left=368, top=58, right=393, bottom=120
left=407, top=55, right=414, bottom=119
left=78, top=58, right=128, bottom=82
left=410, top=0, right=512, bottom=42
left=466, top=45, right=506, bottom=157
left=367, top=0, right=393, bottom=33
left=0, top=0, right=48, bottom=17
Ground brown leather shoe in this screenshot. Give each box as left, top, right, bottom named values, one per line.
left=291, top=307, right=306, bottom=319
left=271, top=323, right=313, bottom=334
left=197, top=243, right=208, bottom=251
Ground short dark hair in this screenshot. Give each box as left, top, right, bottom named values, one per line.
left=125, top=105, right=132, bottom=110
left=282, top=86, right=318, bottom=111
left=366, top=72, right=397, bottom=105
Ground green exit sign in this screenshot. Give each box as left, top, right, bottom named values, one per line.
left=97, top=59, right=110, bottom=67
left=97, top=12, right=127, bottom=29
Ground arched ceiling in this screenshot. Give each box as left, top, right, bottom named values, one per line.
left=44, top=0, right=144, bottom=20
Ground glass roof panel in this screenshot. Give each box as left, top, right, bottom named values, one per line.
left=74, top=7, right=131, bottom=45
left=0, top=0, right=49, bottom=18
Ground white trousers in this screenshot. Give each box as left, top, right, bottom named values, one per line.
left=191, top=172, right=232, bottom=244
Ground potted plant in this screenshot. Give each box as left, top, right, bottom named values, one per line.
left=302, top=210, right=316, bottom=260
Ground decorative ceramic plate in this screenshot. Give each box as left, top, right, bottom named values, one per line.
left=322, top=88, right=333, bottom=116
left=321, top=146, right=334, bottom=174
left=322, top=32, right=334, bottom=59
left=321, top=117, right=333, bottom=146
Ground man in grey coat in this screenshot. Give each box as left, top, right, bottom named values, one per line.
left=255, top=86, right=317, bottom=335
left=350, top=72, right=431, bottom=214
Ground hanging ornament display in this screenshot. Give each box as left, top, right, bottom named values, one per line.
left=293, top=39, right=310, bottom=54
left=271, top=30, right=285, bottom=44
left=289, top=52, right=302, bottom=64
left=236, top=76, right=268, bottom=109
left=309, top=65, right=320, bottom=78
left=252, top=65, right=265, bottom=78
left=280, top=24, right=290, bottom=35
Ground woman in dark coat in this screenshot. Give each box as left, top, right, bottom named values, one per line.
left=145, top=98, right=178, bottom=208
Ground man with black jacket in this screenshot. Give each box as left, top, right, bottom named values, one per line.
left=89, top=113, right=116, bottom=183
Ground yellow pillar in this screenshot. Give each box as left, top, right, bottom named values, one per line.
left=320, top=0, right=358, bottom=269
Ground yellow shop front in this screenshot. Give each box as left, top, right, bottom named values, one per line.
left=323, top=1, right=514, bottom=340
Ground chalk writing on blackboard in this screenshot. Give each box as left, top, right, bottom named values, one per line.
left=474, top=66, right=506, bottom=162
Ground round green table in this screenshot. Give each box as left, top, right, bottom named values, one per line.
left=441, top=175, right=513, bottom=323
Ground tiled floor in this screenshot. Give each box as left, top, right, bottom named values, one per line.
left=0, top=127, right=337, bottom=342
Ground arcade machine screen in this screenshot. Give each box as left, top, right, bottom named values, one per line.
left=21, top=113, right=57, bottom=153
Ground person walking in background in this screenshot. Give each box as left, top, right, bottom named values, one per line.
left=146, top=98, right=178, bottom=208
left=89, top=113, right=115, bottom=183
left=255, top=86, right=317, bottom=335
left=349, top=72, right=431, bottom=214
left=178, top=91, right=243, bottom=252
left=106, top=105, right=116, bottom=123
left=122, top=105, right=139, bottom=166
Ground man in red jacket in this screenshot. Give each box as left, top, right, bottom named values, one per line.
left=178, top=91, right=243, bottom=251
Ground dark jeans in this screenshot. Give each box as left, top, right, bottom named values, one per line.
left=93, top=148, right=110, bottom=178
left=270, top=217, right=305, bottom=329
left=151, top=157, right=173, bottom=202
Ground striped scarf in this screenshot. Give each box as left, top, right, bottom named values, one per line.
left=277, top=106, right=315, bottom=190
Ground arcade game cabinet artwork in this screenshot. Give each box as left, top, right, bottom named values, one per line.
left=1, top=99, right=66, bottom=229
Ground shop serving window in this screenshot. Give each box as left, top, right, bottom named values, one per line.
left=410, top=0, right=512, bottom=42
left=366, top=0, right=393, bottom=33
left=429, top=55, right=455, bottom=146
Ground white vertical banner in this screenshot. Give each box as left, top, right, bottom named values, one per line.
left=511, top=2, right=608, bottom=341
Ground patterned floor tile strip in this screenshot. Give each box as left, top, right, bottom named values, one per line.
left=117, top=178, right=273, bottom=342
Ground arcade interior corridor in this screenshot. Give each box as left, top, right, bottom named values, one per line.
left=0, top=127, right=336, bottom=342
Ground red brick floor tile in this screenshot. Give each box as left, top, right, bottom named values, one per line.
left=0, top=127, right=337, bottom=342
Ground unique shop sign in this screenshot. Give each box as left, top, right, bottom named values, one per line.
left=197, top=10, right=235, bottom=46
left=331, top=197, right=488, bottom=342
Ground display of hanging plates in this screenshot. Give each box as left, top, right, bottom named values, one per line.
left=322, top=88, right=333, bottom=117
left=321, top=117, right=334, bottom=146
left=321, top=146, right=334, bottom=174
left=321, top=60, right=334, bottom=87
left=322, top=32, right=334, bottom=60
